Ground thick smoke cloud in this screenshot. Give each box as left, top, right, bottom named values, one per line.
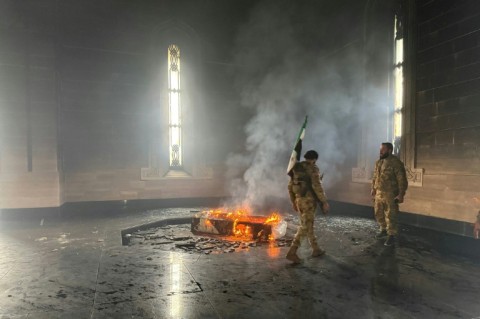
left=225, top=0, right=387, bottom=210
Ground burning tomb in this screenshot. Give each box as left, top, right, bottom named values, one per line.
left=191, top=209, right=285, bottom=241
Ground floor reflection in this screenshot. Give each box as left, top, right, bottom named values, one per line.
left=371, top=245, right=400, bottom=304
left=267, top=241, right=281, bottom=258
left=169, top=252, right=182, bottom=318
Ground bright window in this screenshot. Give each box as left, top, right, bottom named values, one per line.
left=392, top=15, right=404, bottom=154
left=168, top=44, right=182, bottom=168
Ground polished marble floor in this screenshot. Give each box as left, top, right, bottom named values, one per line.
left=0, top=206, right=479, bottom=319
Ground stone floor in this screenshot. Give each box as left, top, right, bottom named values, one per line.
left=0, top=207, right=479, bottom=319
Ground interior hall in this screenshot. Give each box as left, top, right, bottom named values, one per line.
left=0, top=0, right=480, bottom=318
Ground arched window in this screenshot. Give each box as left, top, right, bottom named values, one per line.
left=392, top=14, right=404, bottom=155
left=168, top=44, right=182, bottom=168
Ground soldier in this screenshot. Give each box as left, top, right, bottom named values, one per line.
left=286, top=150, right=330, bottom=263
left=371, top=142, right=408, bottom=246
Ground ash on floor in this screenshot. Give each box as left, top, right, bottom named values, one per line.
left=125, top=224, right=294, bottom=254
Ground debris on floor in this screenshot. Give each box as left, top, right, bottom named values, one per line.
left=125, top=224, right=294, bottom=254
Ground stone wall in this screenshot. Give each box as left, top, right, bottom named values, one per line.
left=0, top=0, right=62, bottom=208
left=0, top=0, right=252, bottom=208
left=333, top=0, right=480, bottom=227
left=416, top=0, right=480, bottom=174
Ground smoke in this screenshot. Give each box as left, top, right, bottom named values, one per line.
left=225, top=0, right=388, bottom=210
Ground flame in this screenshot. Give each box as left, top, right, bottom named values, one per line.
left=197, top=208, right=282, bottom=240
left=264, top=212, right=281, bottom=224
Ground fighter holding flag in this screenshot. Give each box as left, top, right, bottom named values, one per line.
left=286, top=116, right=330, bottom=264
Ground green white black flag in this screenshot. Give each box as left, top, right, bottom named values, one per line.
left=287, top=116, right=308, bottom=175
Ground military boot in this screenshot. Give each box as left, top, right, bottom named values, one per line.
left=286, top=245, right=302, bottom=264
left=311, top=244, right=325, bottom=257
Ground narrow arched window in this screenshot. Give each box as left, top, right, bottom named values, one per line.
left=168, top=44, right=182, bottom=168
left=392, top=14, right=404, bottom=155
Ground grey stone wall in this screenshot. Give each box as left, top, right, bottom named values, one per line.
left=416, top=0, right=480, bottom=173
left=0, top=0, right=61, bottom=208
left=0, top=0, right=252, bottom=208
left=333, top=0, right=480, bottom=228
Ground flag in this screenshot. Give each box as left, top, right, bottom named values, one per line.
left=287, top=116, right=308, bottom=175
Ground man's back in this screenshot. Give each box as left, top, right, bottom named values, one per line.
left=290, top=161, right=327, bottom=203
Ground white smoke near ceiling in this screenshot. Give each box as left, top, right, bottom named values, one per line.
left=225, top=0, right=389, bottom=211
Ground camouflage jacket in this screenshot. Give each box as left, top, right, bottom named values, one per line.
left=372, top=155, right=408, bottom=196
left=288, top=161, right=328, bottom=205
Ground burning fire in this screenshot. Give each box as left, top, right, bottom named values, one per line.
left=264, top=212, right=281, bottom=225
left=198, top=208, right=283, bottom=241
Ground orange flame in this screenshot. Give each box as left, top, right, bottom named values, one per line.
left=264, top=212, right=281, bottom=224
left=198, top=208, right=282, bottom=240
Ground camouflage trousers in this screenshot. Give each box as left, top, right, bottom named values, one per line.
left=292, top=197, right=318, bottom=248
left=374, top=192, right=399, bottom=235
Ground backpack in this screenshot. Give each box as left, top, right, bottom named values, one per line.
left=291, top=162, right=311, bottom=197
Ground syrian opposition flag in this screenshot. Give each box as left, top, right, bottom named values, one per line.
left=287, top=116, right=308, bottom=176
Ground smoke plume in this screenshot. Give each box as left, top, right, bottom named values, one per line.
left=225, top=0, right=387, bottom=211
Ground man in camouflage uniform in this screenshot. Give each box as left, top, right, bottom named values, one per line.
left=286, top=150, right=330, bottom=263
left=371, top=142, right=408, bottom=246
